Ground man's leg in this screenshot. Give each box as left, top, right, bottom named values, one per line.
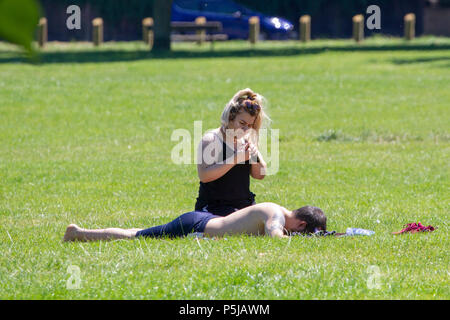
left=134, top=212, right=196, bottom=238
left=63, top=211, right=209, bottom=241
left=63, top=224, right=142, bottom=242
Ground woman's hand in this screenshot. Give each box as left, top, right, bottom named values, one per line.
left=247, top=140, right=266, bottom=180
left=234, top=139, right=259, bottom=163
left=246, top=141, right=259, bottom=163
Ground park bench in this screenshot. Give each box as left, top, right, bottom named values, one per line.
left=170, top=21, right=228, bottom=48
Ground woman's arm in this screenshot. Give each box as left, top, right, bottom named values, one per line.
left=198, top=162, right=235, bottom=183
left=248, top=143, right=267, bottom=180
left=197, top=133, right=250, bottom=183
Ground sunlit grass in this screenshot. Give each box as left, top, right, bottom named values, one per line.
left=0, top=38, right=448, bottom=299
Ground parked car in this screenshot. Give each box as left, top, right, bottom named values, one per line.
left=171, top=0, right=295, bottom=40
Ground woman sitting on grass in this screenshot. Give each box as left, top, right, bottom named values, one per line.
left=63, top=202, right=327, bottom=241
left=195, top=88, right=270, bottom=216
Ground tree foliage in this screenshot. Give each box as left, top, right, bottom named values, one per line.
left=0, top=0, right=41, bottom=53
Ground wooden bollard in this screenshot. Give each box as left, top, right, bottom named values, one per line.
left=92, top=18, right=103, bottom=46
left=299, top=15, right=311, bottom=42
left=195, top=16, right=206, bottom=45
left=249, top=16, right=260, bottom=44
left=142, top=17, right=154, bottom=47
left=352, top=14, right=364, bottom=42
left=37, top=17, right=47, bottom=48
left=404, top=13, right=415, bottom=40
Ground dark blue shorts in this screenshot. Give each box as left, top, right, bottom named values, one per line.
left=135, top=211, right=221, bottom=238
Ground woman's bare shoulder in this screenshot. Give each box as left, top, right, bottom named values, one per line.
left=202, top=128, right=221, bottom=143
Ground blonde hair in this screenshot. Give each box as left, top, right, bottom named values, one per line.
left=220, top=88, right=270, bottom=145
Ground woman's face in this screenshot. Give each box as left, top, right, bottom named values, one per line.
left=227, top=111, right=256, bottom=139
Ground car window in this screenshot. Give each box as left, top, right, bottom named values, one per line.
left=175, top=0, right=201, bottom=11
left=201, top=0, right=241, bottom=14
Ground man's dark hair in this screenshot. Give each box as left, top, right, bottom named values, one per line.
left=293, top=206, right=327, bottom=233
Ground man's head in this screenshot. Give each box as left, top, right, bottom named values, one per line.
left=290, top=206, right=327, bottom=234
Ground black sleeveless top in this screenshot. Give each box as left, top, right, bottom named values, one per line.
left=195, top=138, right=255, bottom=215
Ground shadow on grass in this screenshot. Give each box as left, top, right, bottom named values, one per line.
left=390, top=56, right=450, bottom=64
left=1, top=43, right=450, bottom=64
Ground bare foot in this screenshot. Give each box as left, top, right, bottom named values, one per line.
left=63, top=224, right=81, bottom=242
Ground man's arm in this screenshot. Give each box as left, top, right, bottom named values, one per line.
left=264, top=210, right=287, bottom=238
left=267, top=226, right=287, bottom=238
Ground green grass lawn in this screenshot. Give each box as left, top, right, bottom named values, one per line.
left=0, top=37, right=449, bottom=299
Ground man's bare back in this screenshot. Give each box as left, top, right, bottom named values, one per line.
left=204, top=202, right=290, bottom=237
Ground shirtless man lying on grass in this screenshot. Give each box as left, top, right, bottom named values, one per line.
left=63, top=202, right=327, bottom=241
